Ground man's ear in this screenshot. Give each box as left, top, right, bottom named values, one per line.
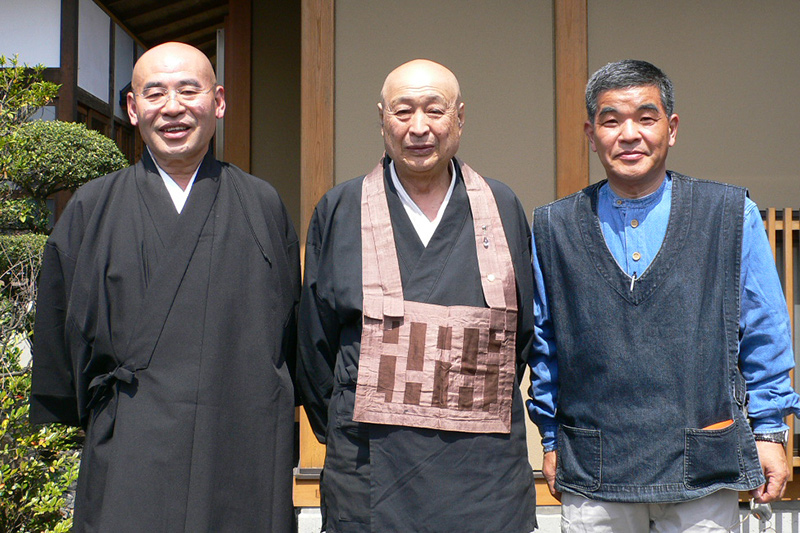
left=457, top=102, right=465, bottom=129
left=377, top=102, right=385, bottom=137
left=584, top=120, right=597, bottom=152
left=214, top=85, right=226, bottom=119
left=126, top=92, right=139, bottom=126
left=667, top=113, right=679, bottom=147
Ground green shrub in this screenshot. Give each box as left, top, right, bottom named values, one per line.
left=1, top=234, right=82, bottom=533
left=0, top=194, right=49, bottom=235
left=1, top=355, right=82, bottom=533
left=2, top=120, right=128, bottom=203
left=0, top=55, right=60, bottom=139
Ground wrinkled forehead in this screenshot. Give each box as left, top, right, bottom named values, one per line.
left=384, top=83, right=456, bottom=108
left=596, top=85, right=664, bottom=111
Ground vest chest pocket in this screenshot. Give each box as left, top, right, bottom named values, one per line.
left=556, top=424, right=602, bottom=491
left=684, top=422, right=743, bottom=489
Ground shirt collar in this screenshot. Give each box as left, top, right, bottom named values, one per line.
left=601, top=173, right=671, bottom=209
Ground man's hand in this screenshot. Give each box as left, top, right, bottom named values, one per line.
left=542, top=450, right=562, bottom=501
left=750, top=440, right=789, bottom=503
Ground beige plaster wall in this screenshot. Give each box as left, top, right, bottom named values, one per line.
left=587, top=0, right=800, bottom=209
left=334, top=0, right=555, bottom=216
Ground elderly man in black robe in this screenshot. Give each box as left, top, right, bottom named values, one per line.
left=298, top=59, right=537, bottom=532
left=30, top=42, right=300, bottom=532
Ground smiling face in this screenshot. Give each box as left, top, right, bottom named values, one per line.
left=585, top=85, right=679, bottom=198
left=126, top=42, right=225, bottom=173
left=378, top=60, right=464, bottom=185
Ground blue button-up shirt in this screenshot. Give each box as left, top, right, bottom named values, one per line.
left=529, top=175, right=800, bottom=452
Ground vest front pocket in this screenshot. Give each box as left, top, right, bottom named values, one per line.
left=556, top=424, right=601, bottom=491
left=684, top=422, right=743, bottom=489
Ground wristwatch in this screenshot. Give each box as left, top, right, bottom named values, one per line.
left=754, top=430, right=789, bottom=445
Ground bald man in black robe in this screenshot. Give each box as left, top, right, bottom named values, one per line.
left=30, top=42, right=299, bottom=532
left=298, top=59, right=536, bottom=533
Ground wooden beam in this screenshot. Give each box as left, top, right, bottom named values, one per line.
left=536, top=478, right=561, bottom=506
left=293, top=407, right=325, bottom=507
left=156, top=21, right=226, bottom=45
left=554, top=0, right=589, bottom=198
left=223, top=0, right=251, bottom=171
left=139, top=10, right=227, bottom=43
left=54, top=0, right=80, bottom=221
left=59, top=0, right=79, bottom=123
left=300, top=0, right=334, bottom=243
left=77, top=87, right=112, bottom=118
left=293, top=476, right=322, bottom=507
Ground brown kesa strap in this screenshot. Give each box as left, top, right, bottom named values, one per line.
left=361, top=160, right=404, bottom=319
left=460, top=160, right=517, bottom=313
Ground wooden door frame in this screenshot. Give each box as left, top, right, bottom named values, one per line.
left=554, top=0, right=589, bottom=197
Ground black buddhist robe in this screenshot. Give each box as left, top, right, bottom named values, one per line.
left=298, top=159, right=537, bottom=533
left=31, top=150, right=300, bottom=533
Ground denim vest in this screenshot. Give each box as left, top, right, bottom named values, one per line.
left=533, top=172, right=765, bottom=502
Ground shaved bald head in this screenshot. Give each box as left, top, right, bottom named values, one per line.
left=380, top=59, right=461, bottom=110
left=132, top=42, right=217, bottom=93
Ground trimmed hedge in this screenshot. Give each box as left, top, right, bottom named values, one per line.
left=2, top=120, right=128, bottom=201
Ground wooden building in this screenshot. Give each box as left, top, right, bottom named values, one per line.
left=2, top=1, right=799, bottom=526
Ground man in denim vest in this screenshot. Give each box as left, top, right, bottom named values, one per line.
left=530, top=59, right=800, bottom=530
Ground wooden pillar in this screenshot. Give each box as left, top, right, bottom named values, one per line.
left=108, top=23, right=117, bottom=145
left=300, top=0, right=334, bottom=244
left=54, top=0, right=80, bottom=219
left=295, top=0, right=334, bottom=508
left=59, top=0, right=79, bottom=123
left=554, top=0, right=589, bottom=198
left=224, top=0, right=252, bottom=171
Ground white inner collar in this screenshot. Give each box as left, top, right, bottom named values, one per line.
left=147, top=147, right=201, bottom=214
left=389, top=160, right=456, bottom=247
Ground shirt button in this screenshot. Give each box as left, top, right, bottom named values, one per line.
left=616, top=199, right=623, bottom=206
left=631, top=219, right=639, bottom=228
left=487, top=274, right=496, bottom=282
left=632, top=252, right=641, bottom=261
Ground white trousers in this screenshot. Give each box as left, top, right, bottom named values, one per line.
left=561, top=490, right=740, bottom=532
